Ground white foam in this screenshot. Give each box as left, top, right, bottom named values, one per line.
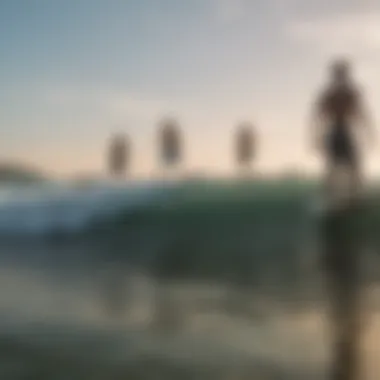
left=0, top=180, right=177, bottom=237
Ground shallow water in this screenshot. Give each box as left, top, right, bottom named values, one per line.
left=0, top=178, right=379, bottom=379
left=0, top=238, right=379, bottom=379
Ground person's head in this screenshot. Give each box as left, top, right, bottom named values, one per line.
left=329, top=58, right=352, bottom=84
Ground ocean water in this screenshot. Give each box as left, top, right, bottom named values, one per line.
left=0, top=177, right=380, bottom=379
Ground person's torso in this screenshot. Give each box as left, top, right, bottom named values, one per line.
left=321, top=83, right=359, bottom=127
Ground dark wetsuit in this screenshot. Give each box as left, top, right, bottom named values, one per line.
left=319, top=84, right=360, bottom=169
left=326, top=118, right=357, bottom=168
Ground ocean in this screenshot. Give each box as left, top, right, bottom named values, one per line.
left=0, top=177, right=379, bottom=379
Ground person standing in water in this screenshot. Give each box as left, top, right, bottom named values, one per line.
left=312, top=60, right=376, bottom=380
left=108, top=132, right=130, bottom=179
left=311, top=59, right=374, bottom=205
left=235, top=122, right=256, bottom=174
left=158, top=118, right=183, bottom=176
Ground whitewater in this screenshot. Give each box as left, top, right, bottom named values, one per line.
left=0, top=179, right=179, bottom=237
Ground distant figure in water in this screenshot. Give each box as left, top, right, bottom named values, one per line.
left=108, top=133, right=129, bottom=179
left=158, top=118, right=182, bottom=172
left=311, top=59, right=374, bottom=205
left=235, top=123, right=256, bottom=173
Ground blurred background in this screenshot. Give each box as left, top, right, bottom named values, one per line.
left=1, top=0, right=380, bottom=379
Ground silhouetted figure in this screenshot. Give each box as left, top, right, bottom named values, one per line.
left=235, top=123, right=256, bottom=174
left=107, top=133, right=130, bottom=179
left=312, top=59, right=375, bottom=380
left=310, top=59, right=374, bottom=206
left=158, top=118, right=182, bottom=174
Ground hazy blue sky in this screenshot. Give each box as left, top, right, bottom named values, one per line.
left=1, top=0, right=380, bottom=177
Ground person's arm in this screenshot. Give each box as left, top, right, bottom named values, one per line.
left=356, top=90, right=376, bottom=149
left=309, top=92, right=327, bottom=153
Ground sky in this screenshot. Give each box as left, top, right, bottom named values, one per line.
left=1, top=0, right=380, bottom=178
